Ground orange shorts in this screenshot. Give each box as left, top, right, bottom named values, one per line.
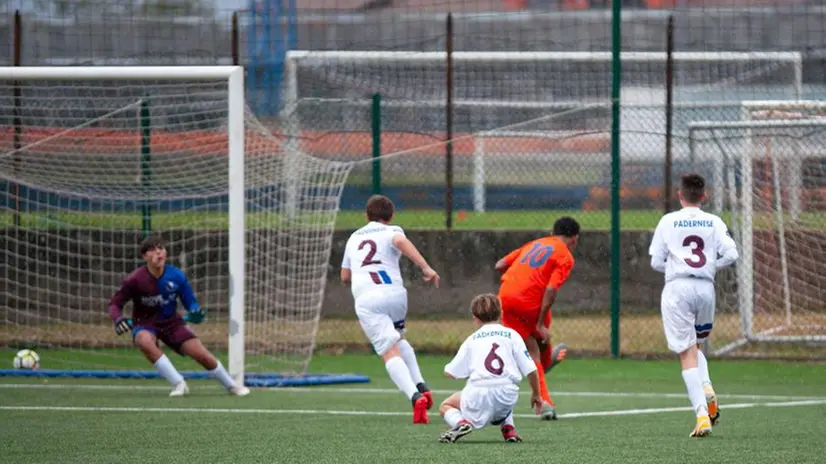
left=500, top=304, right=551, bottom=341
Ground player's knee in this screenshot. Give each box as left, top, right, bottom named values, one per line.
left=439, top=400, right=453, bottom=416
left=380, top=343, right=402, bottom=362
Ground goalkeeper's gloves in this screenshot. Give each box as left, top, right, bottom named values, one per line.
left=184, top=308, right=205, bottom=324
left=114, top=317, right=133, bottom=336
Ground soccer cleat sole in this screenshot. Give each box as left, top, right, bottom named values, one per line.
left=504, top=435, right=523, bottom=443
left=439, top=423, right=473, bottom=443
left=545, top=343, right=568, bottom=373
left=705, top=388, right=720, bottom=426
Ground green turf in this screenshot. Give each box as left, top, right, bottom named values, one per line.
left=3, top=209, right=823, bottom=231
left=1, top=351, right=824, bottom=464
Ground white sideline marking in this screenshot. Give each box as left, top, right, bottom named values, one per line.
left=0, top=383, right=823, bottom=401
left=2, top=399, right=825, bottom=419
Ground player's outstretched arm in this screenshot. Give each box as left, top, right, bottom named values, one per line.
left=648, top=219, right=668, bottom=273
left=715, top=220, right=739, bottom=269
left=494, top=246, right=524, bottom=273
left=392, top=235, right=440, bottom=287
left=179, top=275, right=205, bottom=324
left=340, top=248, right=352, bottom=284
left=108, top=279, right=133, bottom=335
left=526, top=371, right=543, bottom=414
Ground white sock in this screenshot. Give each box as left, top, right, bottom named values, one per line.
left=208, top=361, right=237, bottom=389
left=385, top=356, right=419, bottom=400
left=697, top=350, right=712, bottom=387
left=397, top=339, right=425, bottom=385
left=443, top=407, right=463, bottom=428
left=154, top=354, right=184, bottom=386
left=682, top=367, right=709, bottom=417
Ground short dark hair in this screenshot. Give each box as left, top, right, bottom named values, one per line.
left=470, top=293, right=501, bottom=323
left=680, top=173, right=706, bottom=204
left=366, top=195, right=395, bottom=222
left=553, top=217, right=580, bottom=237
left=140, top=234, right=166, bottom=255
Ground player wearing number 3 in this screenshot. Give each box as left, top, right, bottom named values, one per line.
left=495, top=217, right=580, bottom=420
left=439, top=293, right=542, bottom=443
left=341, top=195, right=440, bottom=424
left=649, top=174, right=738, bottom=437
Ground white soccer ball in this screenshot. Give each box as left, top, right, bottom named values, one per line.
left=13, top=349, right=40, bottom=370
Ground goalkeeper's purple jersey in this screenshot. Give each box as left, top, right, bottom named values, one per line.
left=108, top=264, right=200, bottom=324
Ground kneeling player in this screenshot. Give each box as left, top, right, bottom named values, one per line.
left=495, top=216, right=579, bottom=419
left=109, top=235, right=250, bottom=397
left=439, top=294, right=542, bottom=444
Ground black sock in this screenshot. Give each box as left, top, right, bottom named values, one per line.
left=411, top=391, right=423, bottom=406
left=416, top=382, right=429, bottom=393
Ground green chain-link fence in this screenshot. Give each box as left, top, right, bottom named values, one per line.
left=1, top=2, right=824, bottom=362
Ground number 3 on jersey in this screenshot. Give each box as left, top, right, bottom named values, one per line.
left=484, top=343, right=505, bottom=375
left=683, top=235, right=706, bottom=268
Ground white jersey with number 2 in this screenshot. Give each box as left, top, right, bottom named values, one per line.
left=341, top=221, right=406, bottom=301
left=648, top=206, right=738, bottom=283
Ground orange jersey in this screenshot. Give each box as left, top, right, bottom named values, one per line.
left=498, top=236, right=575, bottom=311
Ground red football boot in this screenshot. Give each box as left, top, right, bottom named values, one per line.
left=501, top=424, right=523, bottom=443
left=413, top=395, right=430, bottom=424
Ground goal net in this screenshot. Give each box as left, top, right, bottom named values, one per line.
left=0, top=67, right=358, bottom=386
left=689, top=101, right=826, bottom=355
left=282, top=50, right=802, bottom=212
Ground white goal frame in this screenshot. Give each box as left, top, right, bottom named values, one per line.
left=1, top=66, right=248, bottom=383
left=688, top=101, right=826, bottom=352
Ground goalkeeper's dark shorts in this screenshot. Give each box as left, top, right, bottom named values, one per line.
left=132, top=315, right=196, bottom=355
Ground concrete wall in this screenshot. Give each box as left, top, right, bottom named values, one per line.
left=1, top=229, right=666, bottom=318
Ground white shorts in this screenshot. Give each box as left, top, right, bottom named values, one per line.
left=355, top=287, right=408, bottom=356
left=660, top=277, right=716, bottom=353
left=459, top=383, right=519, bottom=430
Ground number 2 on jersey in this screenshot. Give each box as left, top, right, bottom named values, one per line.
left=484, top=343, right=505, bottom=375
left=358, top=240, right=382, bottom=267
left=683, top=235, right=707, bottom=268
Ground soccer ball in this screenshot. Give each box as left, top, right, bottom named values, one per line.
left=13, top=349, right=40, bottom=370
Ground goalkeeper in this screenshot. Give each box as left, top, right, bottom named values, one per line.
left=108, top=234, right=250, bottom=397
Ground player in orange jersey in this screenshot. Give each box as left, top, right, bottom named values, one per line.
left=495, top=216, right=580, bottom=420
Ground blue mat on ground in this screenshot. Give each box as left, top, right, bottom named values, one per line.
left=0, top=369, right=370, bottom=387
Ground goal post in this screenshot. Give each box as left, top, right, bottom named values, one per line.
left=0, top=66, right=365, bottom=386
left=688, top=101, right=826, bottom=353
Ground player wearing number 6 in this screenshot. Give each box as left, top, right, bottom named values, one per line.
left=109, top=235, right=249, bottom=397
left=649, top=173, right=738, bottom=437
left=495, top=217, right=579, bottom=420
left=438, top=293, right=543, bottom=443
left=341, top=195, right=440, bottom=424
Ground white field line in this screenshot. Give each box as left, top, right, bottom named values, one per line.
left=2, top=399, right=826, bottom=419
left=0, top=383, right=823, bottom=401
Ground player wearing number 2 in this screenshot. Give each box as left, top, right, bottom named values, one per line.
left=438, top=293, right=543, bottom=443
left=341, top=195, right=440, bottom=424
left=649, top=173, right=738, bottom=437
left=495, top=216, right=579, bottom=420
